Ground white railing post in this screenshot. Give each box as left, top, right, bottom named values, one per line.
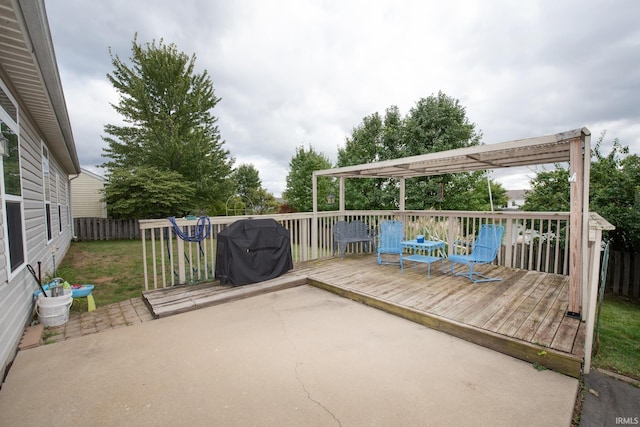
left=504, top=217, right=513, bottom=268
left=447, top=214, right=455, bottom=257
left=583, top=228, right=603, bottom=374
left=300, top=218, right=309, bottom=261
left=177, top=235, right=186, bottom=285
left=312, top=173, right=318, bottom=259
left=142, top=229, right=149, bottom=291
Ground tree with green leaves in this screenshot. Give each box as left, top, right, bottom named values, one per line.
left=337, top=110, right=395, bottom=210
left=229, top=164, right=279, bottom=214
left=523, top=132, right=640, bottom=251
left=283, top=145, right=333, bottom=212
left=590, top=136, right=640, bottom=251
left=101, top=36, right=234, bottom=217
left=522, top=168, right=570, bottom=212
left=337, top=92, right=498, bottom=210
left=403, top=92, right=485, bottom=209
left=104, top=166, right=195, bottom=219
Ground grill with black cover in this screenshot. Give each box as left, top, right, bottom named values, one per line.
left=215, top=218, right=293, bottom=286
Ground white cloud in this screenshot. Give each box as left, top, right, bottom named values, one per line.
left=46, top=0, right=640, bottom=197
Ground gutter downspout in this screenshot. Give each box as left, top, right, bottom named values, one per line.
left=69, top=173, right=80, bottom=239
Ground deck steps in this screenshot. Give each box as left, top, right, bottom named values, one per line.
left=142, top=272, right=307, bottom=318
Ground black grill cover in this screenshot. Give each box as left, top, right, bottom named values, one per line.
left=215, top=219, right=293, bottom=286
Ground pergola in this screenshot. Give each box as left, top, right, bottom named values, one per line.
left=311, top=127, right=617, bottom=373
left=312, top=127, right=592, bottom=315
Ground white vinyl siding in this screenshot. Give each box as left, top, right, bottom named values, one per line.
left=71, top=169, right=107, bottom=218
left=0, top=84, right=75, bottom=381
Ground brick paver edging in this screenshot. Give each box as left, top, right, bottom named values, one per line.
left=43, top=298, right=155, bottom=344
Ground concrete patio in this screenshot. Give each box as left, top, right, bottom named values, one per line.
left=0, top=285, right=578, bottom=426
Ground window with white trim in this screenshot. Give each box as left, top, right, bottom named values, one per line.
left=56, top=171, right=62, bottom=233
left=1, top=82, right=25, bottom=273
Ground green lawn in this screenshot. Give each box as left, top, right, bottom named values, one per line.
left=591, top=294, right=640, bottom=380
left=56, top=240, right=147, bottom=312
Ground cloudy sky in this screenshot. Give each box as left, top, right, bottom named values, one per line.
left=45, top=0, right=640, bottom=197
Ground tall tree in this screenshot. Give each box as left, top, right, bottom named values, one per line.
left=403, top=91, right=481, bottom=155
left=101, top=36, right=234, bottom=216
left=229, top=164, right=279, bottom=214
left=403, top=92, right=484, bottom=209
left=232, top=164, right=261, bottom=203
left=337, top=111, right=395, bottom=209
left=338, top=92, right=495, bottom=210
left=283, top=145, right=333, bottom=212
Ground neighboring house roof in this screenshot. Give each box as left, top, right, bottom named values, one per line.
left=0, top=0, right=80, bottom=174
left=79, top=167, right=106, bottom=183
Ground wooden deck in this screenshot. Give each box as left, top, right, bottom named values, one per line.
left=143, top=254, right=585, bottom=377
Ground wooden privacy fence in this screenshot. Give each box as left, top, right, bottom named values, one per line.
left=605, top=250, right=640, bottom=300
left=73, top=217, right=140, bottom=241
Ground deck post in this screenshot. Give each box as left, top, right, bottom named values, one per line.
left=583, top=228, right=603, bottom=374
left=312, top=172, right=318, bottom=259
left=567, top=137, right=584, bottom=317
left=581, top=130, right=592, bottom=321
left=399, top=177, right=405, bottom=211
left=339, top=177, right=345, bottom=213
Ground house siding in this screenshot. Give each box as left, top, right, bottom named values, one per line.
left=0, top=0, right=79, bottom=378
left=71, top=169, right=106, bottom=218
left=0, top=103, right=75, bottom=379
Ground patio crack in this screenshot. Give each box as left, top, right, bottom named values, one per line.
left=272, top=304, right=342, bottom=427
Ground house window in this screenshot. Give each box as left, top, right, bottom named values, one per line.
left=0, top=85, right=17, bottom=123
left=1, top=82, right=25, bottom=273
left=43, top=145, right=52, bottom=241
left=56, top=172, right=62, bottom=233
left=6, top=200, right=24, bottom=270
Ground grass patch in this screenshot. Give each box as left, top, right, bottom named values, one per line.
left=592, top=294, right=640, bottom=381
left=56, top=240, right=146, bottom=312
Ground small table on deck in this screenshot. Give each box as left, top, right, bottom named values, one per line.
left=401, top=239, right=446, bottom=279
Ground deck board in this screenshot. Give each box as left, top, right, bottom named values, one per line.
left=496, top=273, right=559, bottom=337
left=142, top=253, right=585, bottom=377
left=513, top=275, right=567, bottom=342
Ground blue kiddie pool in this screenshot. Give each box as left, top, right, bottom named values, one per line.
left=71, top=284, right=96, bottom=311
left=71, top=284, right=94, bottom=298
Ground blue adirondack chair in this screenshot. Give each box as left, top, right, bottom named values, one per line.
left=449, top=223, right=504, bottom=283
left=377, top=220, right=404, bottom=270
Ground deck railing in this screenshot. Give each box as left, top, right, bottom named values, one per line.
left=139, top=210, right=571, bottom=291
